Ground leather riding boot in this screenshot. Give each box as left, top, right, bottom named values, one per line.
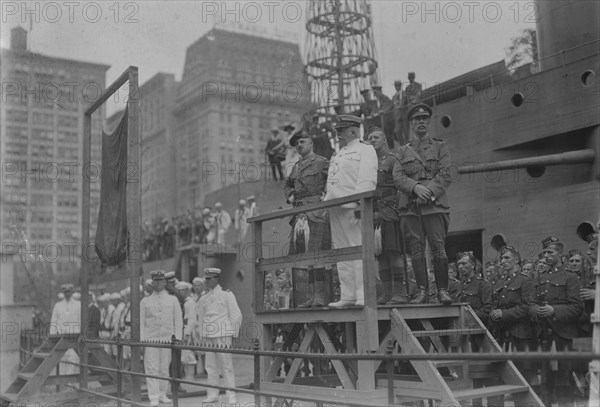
left=311, top=269, right=326, bottom=307
left=299, top=283, right=315, bottom=308
left=410, top=287, right=427, bottom=304
left=377, top=269, right=392, bottom=304
left=433, top=257, right=449, bottom=292
left=389, top=267, right=408, bottom=304
left=437, top=289, right=453, bottom=305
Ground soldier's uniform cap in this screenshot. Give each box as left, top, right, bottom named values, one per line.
left=568, top=249, right=583, bottom=259
left=407, top=103, right=432, bottom=121
left=270, top=127, right=280, bottom=133
left=360, top=89, right=370, bottom=95
left=151, top=270, right=166, bottom=280
left=98, top=294, right=109, bottom=302
left=366, top=126, right=383, bottom=137
left=202, top=208, right=211, bottom=215
left=61, top=283, right=74, bottom=291
left=204, top=268, right=222, bottom=278
left=500, top=245, right=520, bottom=258
left=164, top=271, right=176, bottom=281
left=175, top=281, right=192, bottom=290
left=577, top=221, right=598, bottom=243
left=394, top=79, right=402, bottom=84
left=538, top=253, right=546, bottom=260
left=215, top=202, right=223, bottom=208
left=372, top=85, right=382, bottom=90
left=334, top=114, right=362, bottom=130
left=290, top=130, right=311, bottom=146
left=246, top=195, right=255, bottom=201
left=239, top=199, right=247, bottom=205
left=192, top=277, right=205, bottom=284
left=542, top=236, right=562, bottom=249
left=110, top=293, right=121, bottom=301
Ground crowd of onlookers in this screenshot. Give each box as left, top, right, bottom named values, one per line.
left=141, top=198, right=259, bottom=261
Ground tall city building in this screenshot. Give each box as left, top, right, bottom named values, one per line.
left=0, top=27, right=108, bottom=277
left=173, top=28, right=312, bottom=213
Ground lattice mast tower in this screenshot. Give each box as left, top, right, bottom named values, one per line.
left=304, top=0, right=379, bottom=117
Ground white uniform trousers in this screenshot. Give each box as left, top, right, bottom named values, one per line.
left=144, top=340, right=171, bottom=402
left=205, top=336, right=235, bottom=399
left=328, top=207, right=364, bottom=302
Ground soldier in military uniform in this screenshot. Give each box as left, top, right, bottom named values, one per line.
left=354, top=89, right=378, bottom=130
left=489, top=246, right=537, bottom=381
left=324, top=114, right=378, bottom=307
left=366, top=126, right=408, bottom=304
left=140, top=270, right=183, bottom=407
left=530, top=237, right=583, bottom=406
left=194, top=268, right=242, bottom=404
left=393, top=103, right=453, bottom=305
left=402, top=72, right=423, bottom=107
left=284, top=130, right=331, bottom=307
left=455, top=252, right=492, bottom=324
left=371, top=85, right=396, bottom=149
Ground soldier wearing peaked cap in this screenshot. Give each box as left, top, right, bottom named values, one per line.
left=324, top=114, right=377, bottom=308
left=140, top=270, right=183, bottom=406
left=193, top=268, right=242, bottom=404
left=284, top=129, right=331, bottom=307
left=393, top=103, right=453, bottom=305
left=530, top=237, right=582, bottom=406
left=403, top=72, right=422, bottom=107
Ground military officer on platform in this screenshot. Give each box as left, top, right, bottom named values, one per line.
left=393, top=103, right=453, bottom=304
left=529, top=237, right=582, bottom=406
left=194, top=268, right=242, bottom=404
left=140, top=270, right=183, bottom=407
left=284, top=130, right=331, bottom=307
left=367, top=126, right=408, bottom=304
left=324, top=114, right=378, bottom=308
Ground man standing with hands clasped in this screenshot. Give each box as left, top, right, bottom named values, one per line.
left=193, top=268, right=242, bottom=404
left=393, top=103, right=453, bottom=304
left=324, top=114, right=377, bottom=308
left=140, top=270, right=183, bottom=407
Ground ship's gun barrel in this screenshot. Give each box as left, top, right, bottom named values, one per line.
left=457, top=149, right=595, bottom=174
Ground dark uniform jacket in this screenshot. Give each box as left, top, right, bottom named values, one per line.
left=283, top=152, right=329, bottom=223
left=393, top=136, right=451, bottom=215
left=375, top=152, right=400, bottom=222
left=490, top=272, right=534, bottom=339
left=266, top=137, right=286, bottom=163
left=531, top=266, right=583, bottom=340
left=455, top=276, right=492, bottom=322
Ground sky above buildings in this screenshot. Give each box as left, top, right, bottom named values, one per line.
left=1, top=1, right=535, bottom=115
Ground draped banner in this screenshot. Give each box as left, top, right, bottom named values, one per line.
left=95, top=108, right=128, bottom=266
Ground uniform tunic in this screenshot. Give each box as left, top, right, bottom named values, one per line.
left=374, top=152, right=402, bottom=252
left=284, top=152, right=330, bottom=253
left=455, top=276, right=492, bottom=322
left=50, top=298, right=81, bottom=375
left=195, top=285, right=242, bottom=400
left=393, top=136, right=452, bottom=289
left=530, top=265, right=583, bottom=402
left=324, top=138, right=377, bottom=302
left=140, top=290, right=183, bottom=403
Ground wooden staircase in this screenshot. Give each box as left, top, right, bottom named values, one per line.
left=0, top=334, right=119, bottom=406
left=258, top=304, right=544, bottom=407
left=383, top=305, right=544, bottom=406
